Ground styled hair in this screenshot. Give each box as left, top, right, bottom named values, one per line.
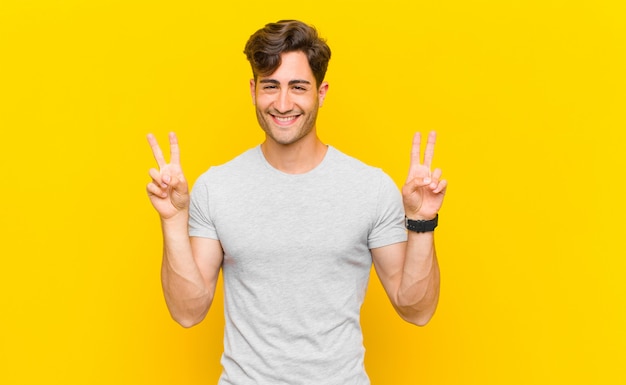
left=244, top=20, right=331, bottom=88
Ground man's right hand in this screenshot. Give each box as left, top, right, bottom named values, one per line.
left=146, top=132, right=189, bottom=220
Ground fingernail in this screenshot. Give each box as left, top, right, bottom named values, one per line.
left=424, top=178, right=431, bottom=184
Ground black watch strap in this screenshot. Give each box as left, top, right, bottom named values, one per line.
left=405, top=214, right=438, bottom=233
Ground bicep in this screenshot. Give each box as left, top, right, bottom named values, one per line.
left=371, top=241, right=407, bottom=300
left=191, top=236, right=224, bottom=291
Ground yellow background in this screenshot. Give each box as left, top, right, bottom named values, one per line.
left=1, top=0, right=625, bottom=384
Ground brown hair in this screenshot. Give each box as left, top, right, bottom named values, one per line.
left=244, top=20, right=331, bottom=88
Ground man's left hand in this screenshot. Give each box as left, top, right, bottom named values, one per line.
left=402, top=131, right=447, bottom=220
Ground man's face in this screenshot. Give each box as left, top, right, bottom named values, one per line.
left=250, top=51, right=328, bottom=146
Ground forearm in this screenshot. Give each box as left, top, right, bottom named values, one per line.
left=395, top=231, right=440, bottom=326
left=160, top=211, right=213, bottom=327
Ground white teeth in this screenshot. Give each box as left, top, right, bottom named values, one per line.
left=275, top=116, right=297, bottom=122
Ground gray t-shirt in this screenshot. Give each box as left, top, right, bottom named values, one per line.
left=189, top=146, right=407, bottom=385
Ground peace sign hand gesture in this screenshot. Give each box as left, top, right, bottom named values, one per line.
left=402, top=131, right=448, bottom=220
left=146, top=132, right=190, bottom=220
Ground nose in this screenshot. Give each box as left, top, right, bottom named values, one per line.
left=275, top=89, right=293, bottom=114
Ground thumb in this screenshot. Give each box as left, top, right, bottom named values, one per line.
left=168, top=173, right=189, bottom=195
left=409, top=175, right=431, bottom=190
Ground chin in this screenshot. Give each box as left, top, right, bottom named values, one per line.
left=269, top=135, right=303, bottom=146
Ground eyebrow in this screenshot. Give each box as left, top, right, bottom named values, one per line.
left=259, top=79, right=312, bottom=86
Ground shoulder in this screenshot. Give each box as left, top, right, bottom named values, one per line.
left=326, top=146, right=392, bottom=182
left=194, top=146, right=262, bottom=186
left=326, top=147, right=401, bottom=206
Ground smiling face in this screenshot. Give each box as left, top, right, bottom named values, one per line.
left=250, top=51, right=328, bottom=147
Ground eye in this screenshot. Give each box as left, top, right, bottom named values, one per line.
left=261, top=84, right=280, bottom=94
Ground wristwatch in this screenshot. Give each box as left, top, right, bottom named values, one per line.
left=405, top=214, right=438, bottom=233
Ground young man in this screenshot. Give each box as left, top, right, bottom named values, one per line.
left=147, top=20, right=447, bottom=385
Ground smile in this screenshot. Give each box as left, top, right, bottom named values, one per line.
left=271, top=114, right=300, bottom=125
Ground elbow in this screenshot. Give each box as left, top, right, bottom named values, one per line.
left=413, top=319, right=430, bottom=327
left=165, top=298, right=212, bottom=328
left=174, top=316, right=203, bottom=328
left=395, top=272, right=440, bottom=326
left=405, top=310, right=435, bottom=327
left=394, top=289, right=439, bottom=327
left=397, top=306, right=436, bottom=327
left=170, top=308, right=208, bottom=328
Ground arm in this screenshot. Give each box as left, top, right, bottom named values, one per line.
left=371, top=131, right=447, bottom=326
left=147, top=133, right=223, bottom=328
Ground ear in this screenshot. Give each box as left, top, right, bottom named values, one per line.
left=318, top=81, right=329, bottom=107
left=249, top=79, right=256, bottom=105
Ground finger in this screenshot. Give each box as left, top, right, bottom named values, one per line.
left=429, top=168, right=443, bottom=189
left=147, top=181, right=167, bottom=198
left=147, top=133, right=167, bottom=169
left=407, top=132, right=422, bottom=180
left=149, top=167, right=166, bottom=188
left=434, top=179, right=448, bottom=194
left=423, top=131, right=437, bottom=170
left=168, top=132, right=181, bottom=166
left=168, top=172, right=188, bottom=194
left=408, top=175, right=431, bottom=190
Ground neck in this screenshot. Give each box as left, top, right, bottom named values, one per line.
left=261, top=134, right=328, bottom=174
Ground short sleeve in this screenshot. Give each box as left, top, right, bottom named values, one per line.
left=188, top=172, right=219, bottom=240
left=367, top=171, right=408, bottom=249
